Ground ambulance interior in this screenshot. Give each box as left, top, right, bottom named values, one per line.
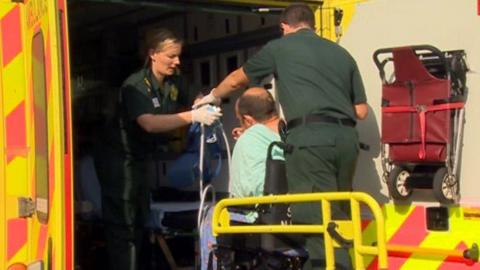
left=68, top=1, right=479, bottom=269
left=68, top=1, right=282, bottom=269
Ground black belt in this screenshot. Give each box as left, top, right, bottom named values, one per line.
left=287, top=114, right=356, bottom=130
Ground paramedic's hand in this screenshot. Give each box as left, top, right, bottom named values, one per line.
left=191, top=105, right=222, bottom=126
left=192, top=89, right=221, bottom=109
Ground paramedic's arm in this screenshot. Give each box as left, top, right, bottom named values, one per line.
left=137, top=112, right=192, bottom=133
left=137, top=107, right=222, bottom=133
left=351, top=60, right=368, bottom=120
left=194, top=67, right=250, bottom=108
left=212, top=67, right=250, bottom=98
left=354, top=103, right=368, bottom=120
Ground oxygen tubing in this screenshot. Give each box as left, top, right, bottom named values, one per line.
left=197, top=120, right=232, bottom=243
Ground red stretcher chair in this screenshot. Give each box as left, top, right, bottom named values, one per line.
left=373, top=45, right=468, bottom=204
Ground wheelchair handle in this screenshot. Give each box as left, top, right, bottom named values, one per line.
left=327, top=222, right=353, bottom=249
left=267, top=141, right=293, bottom=160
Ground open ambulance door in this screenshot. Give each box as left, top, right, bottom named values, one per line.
left=0, top=0, right=73, bottom=269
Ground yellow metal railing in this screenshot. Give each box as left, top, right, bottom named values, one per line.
left=212, top=192, right=388, bottom=270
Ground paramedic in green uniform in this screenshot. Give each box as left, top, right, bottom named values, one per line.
left=94, top=28, right=222, bottom=270
left=195, top=4, right=368, bottom=270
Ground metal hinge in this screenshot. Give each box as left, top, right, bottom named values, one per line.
left=18, top=197, right=35, bottom=218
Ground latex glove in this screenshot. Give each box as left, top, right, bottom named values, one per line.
left=192, top=89, right=221, bottom=109
left=191, top=105, right=222, bottom=126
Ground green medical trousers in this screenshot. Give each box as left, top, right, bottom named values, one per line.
left=94, top=149, right=152, bottom=270
left=285, top=125, right=359, bottom=270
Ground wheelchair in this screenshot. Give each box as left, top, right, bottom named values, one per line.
left=207, top=142, right=307, bottom=270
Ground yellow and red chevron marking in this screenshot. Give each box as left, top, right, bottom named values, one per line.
left=1, top=0, right=73, bottom=269
left=363, top=204, right=480, bottom=269
left=6, top=219, right=27, bottom=261
left=1, top=3, right=29, bottom=266
left=2, top=5, right=27, bottom=164
left=1, top=6, right=22, bottom=66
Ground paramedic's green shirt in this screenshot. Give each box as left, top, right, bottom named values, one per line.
left=103, top=67, right=188, bottom=159
left=230, top=124, right=283, bottom=198
left=243, top=29, right=366, bottom=135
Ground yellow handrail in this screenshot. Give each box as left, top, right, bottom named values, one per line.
left=212, top=192, right=388, bottom=270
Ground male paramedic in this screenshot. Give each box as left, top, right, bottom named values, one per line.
left=201, top=87, right=283, bottom=270
left=196, top=3, right=368, bottom=270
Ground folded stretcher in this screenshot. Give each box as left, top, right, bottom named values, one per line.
left=373, top=45, right=468, bottom=203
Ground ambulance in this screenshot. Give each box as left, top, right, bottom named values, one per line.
left=0, top=0, right=73, bottom=269
left=0, top=0, right=479, bottom=269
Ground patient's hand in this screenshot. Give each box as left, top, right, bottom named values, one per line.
left=232, top=127, right=245, bottom=140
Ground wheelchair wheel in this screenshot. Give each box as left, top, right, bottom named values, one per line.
left=433, top=167, right=458, bottom=204
left=387, top=166, right=412, bottom=200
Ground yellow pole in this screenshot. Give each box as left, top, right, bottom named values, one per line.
left=351, top=199, right=365, bottom=269
left=321, top=199, right=335, bottom=270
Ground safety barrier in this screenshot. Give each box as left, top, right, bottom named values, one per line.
left=212, top=192, right=388, bottom=270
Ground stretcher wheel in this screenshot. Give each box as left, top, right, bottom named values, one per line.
left=433, top=167, right=458, bottom=204
left=387, top=166, right=412, bottom=200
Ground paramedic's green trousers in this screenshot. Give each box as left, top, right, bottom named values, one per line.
left=94, top=149, right=152, bottom=270
left=286, top=124, right=359, bottom=270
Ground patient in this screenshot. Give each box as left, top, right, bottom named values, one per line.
left=230, top=87, right=283, bottom=199
left=201, top=87, right=284, bottom=270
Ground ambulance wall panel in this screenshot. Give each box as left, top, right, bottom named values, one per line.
left=241, top=14, right=278, bottom=33
left=193, top=55, right=217, bottom=89
left=341, top=0, right=480, bottom=203
left=213, top=13, right=239, bottom=38
left=186, top=12, right=215, bottom=44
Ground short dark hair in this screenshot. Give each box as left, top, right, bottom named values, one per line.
left=237, top=88, right=277, bottom=122
left=280, top=3, right=315, bottom=29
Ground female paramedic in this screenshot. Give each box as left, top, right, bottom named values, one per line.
left=93, top=28, right=222, bottom=270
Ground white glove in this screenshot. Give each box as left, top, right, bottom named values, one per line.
left=193, top=89, right=221, bottom=109
left=191, top=105, right=222, bottom=126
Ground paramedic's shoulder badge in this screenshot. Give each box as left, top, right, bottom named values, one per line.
left=170, top=85, right=178, bottom=101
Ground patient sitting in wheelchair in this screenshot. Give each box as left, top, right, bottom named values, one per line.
left=200, top=87, right=306, bottom=270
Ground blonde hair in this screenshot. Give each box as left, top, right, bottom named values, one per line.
left=144, top=28, right=183, bottom=67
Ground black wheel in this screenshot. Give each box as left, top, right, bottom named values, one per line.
left=433, top=167, right=458, bottom=204
left=387, top=166, right=413, bottom=200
